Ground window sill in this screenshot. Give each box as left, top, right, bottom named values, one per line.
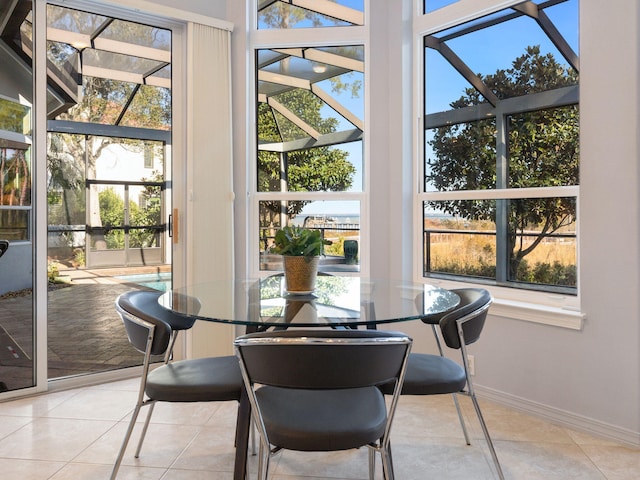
left=425, top=278, right=585, bottom=330
left=490, top=298, right=585, bottom=330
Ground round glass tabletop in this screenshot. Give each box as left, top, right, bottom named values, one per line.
left=159, top=275, right=460, bottom=330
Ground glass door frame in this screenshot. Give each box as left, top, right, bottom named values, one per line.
left=0, top=0, right=190, bottom=399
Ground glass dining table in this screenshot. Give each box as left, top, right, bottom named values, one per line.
left=159, top=274, right=460, bottom=332
left=159, top=274, right=460, bottom=480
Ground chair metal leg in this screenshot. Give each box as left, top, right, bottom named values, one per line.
left=459, top=332, right=504, bottom=479
left=110, top=403, right=143, bottom=480
left=257, top=440, right=271, bottom=480
left=451, top=392, right=471, bottom=445
left=431, top=324, right=445, bottom=356
left=380, top=445, right=395, bottom=480
left=256, top=442, right=264, bottom=480
left=134, top=401, right=156, bottom=458
left=250, top=417, right=257, bottom=455
left=470, top=392, right=505, bottom=480
left=471, top=395, right=504, bottom=480
left=164, top=330, right=179, bottom=363
left=433, top=324, right=473, bottom=444
left=368, top=447, right=376, bottom=480
left=233, top=390, right=251, bottom=480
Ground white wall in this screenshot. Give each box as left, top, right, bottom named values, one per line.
left=220, top=0, right=640, bottom=445
left=0, top=47, right=32, bottom=100
left=113, top=0, right=226, bottom=19
left=147, top=0, right=225, bottom=18
left=225, top=1, right=249, bottom=304
left=472, top=0, right=640, bottom=443
left=0, top=244, right=33, bottom=295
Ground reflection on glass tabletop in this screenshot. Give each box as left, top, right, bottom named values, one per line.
left=159, top=275, right=460, bottom=329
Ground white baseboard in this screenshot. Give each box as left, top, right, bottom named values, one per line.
left=475, top=384, right=640, bottom=448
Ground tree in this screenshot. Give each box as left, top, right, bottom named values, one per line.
left=130, top=171, right=163, bottom=248
left=258, top=89, right=356, bottom=223
left=0, top=97, right=29, bottom=134
left=98, top=188, right=126, bottom=248
left=259, top=1, right=341, bottom=29
left=98, top=187, right=161, bottom=249
left=427, top=46, right=579, bottom=280
left=47, top=133, right=85, bottom=226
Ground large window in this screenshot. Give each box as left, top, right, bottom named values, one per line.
left=255, top=1, right=365, bottom=273
left=419, top=0, right=579, bottom=295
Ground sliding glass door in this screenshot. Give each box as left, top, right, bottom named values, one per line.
left=45, top=3, right=173, bottom=380
left=1, top=0, right=178, bottom=395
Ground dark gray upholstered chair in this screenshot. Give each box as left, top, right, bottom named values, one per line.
left=382, top=288, right=504, bottom=480
left=126, top=289, right=199, bottom=362
left=110, top=290, right=243, bottom=480
left=234, top=329, right=412, bottom=480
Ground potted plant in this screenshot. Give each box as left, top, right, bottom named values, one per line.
left=271, top=225, right=331, bottom=293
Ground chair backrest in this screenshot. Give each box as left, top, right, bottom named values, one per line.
left=439, top=288, right=492, bottom=350
left=234, top=329, right=412, bottom=390
left=116, top=291, right=173, bottom=356
left=126, top=289, right=200, bottom=331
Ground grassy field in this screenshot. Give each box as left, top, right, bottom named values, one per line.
left=430, top=236, right=575, bottom=265
left=429, top=231, right=576, bottom=285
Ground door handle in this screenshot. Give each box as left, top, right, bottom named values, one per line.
left=170, top=208, right=179, bottom=243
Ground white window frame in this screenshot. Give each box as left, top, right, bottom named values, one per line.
left=29, top=0, right=232, bottom=395
left=412, top=0, right=584, bottom=330
left=249, top=3, right=370, bottom=278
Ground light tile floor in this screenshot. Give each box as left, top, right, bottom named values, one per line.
left=0, top=377, right=638, bottom=479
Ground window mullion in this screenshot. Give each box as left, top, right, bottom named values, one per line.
left=495, top=113, right=509, bottom=282
left=280, top=151, right=288, bottom=227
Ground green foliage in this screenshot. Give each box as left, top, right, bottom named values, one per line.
left=432, top=255, right=583, bottom=286
left=0, top=97, right=29, bottom=134
left=130, top=171, right=163, bottom=248
left=99, top=188, right=126, bottom=226
left=324, top=236, right=345, bottom=256
left=515, top=259, right=577, bottom=286
left=258, top=145, right=356, bottom=221
left=98, top=187, right=161, bottom=249
left=433, top=259, right=496, bottom=279
left=271, top=225, right=331, bottom=257
left=47, top=261, right=60, bottom=284
left=259, top=1, right=325, bottom=28
left=73, top=248, right=85, bottom=267
left=257, top=88, right=356, bottom=223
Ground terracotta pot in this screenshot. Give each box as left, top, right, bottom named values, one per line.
left=283, top=256, right=320, bottom=293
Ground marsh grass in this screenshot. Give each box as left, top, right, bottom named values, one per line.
left=429, top=232, right=576, bottom=286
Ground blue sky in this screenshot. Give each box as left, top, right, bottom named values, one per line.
left=297, top=0, right=578, bottom=217
left=427, top=1, right=578, bottom=113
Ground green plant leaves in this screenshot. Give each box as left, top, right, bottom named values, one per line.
left=271, top=225, right=331, bottom=256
